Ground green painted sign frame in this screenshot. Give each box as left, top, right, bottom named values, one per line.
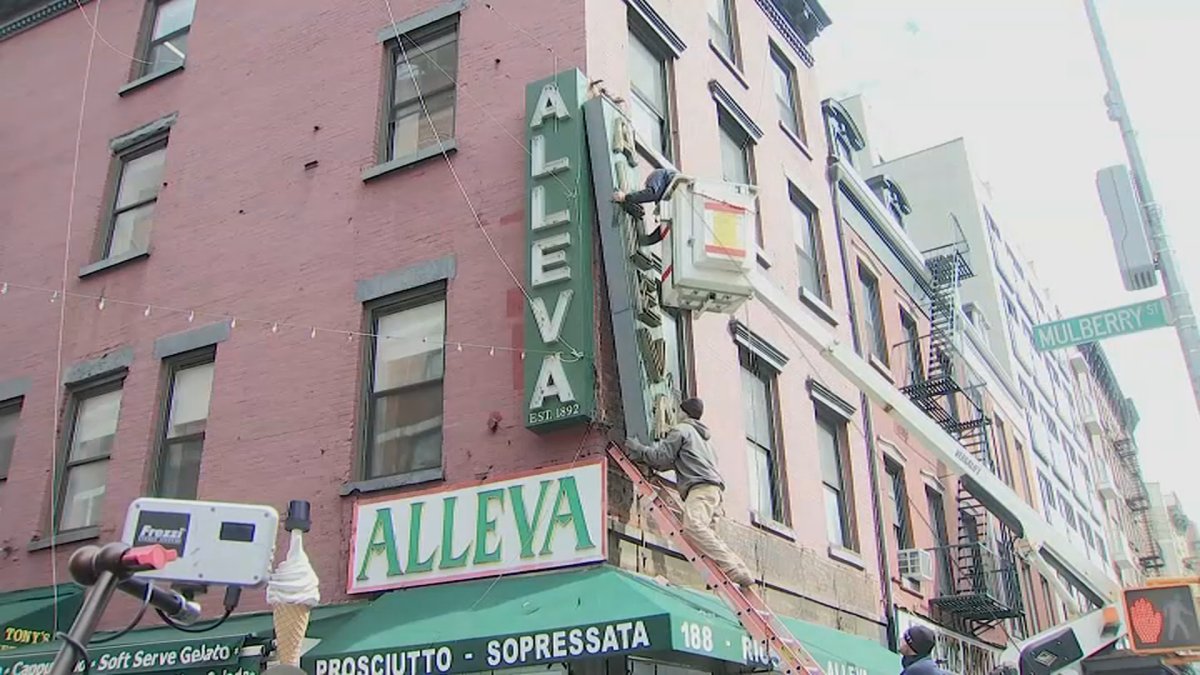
left=523, top=69, right=596, bottom=431
left=1033, top=297, right=1171, bottom=352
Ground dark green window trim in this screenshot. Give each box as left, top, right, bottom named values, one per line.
left=148, top=347, right=216, bottom=499
left=118, top=62, right=184, bottom=96
left=0, top=377, right=30, bottom=403
left=51, top=371, right=126, bottom=536
left=154, top=321, right=231, bottom=359
left=351, top=280, right=448, bottom=488
left=355, top=255, right=456, bottom=303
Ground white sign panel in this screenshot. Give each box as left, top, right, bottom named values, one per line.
left=348, top=460, right=607, bottom=593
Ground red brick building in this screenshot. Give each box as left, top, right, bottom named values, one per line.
left=0, top=1, right=1047, bottom=674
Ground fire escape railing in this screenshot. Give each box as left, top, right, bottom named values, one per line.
left=1115, top=437, right=1165, bottom=573
left=894, top=242, right=1027, bottom=635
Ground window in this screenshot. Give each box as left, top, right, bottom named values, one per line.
left=718, top=111, right=760, bottom=246
left=1038, top=472, right=1056, bottom=522
left=858, top=264, right=887, bottom=364
left=885, top=459, right=913, bottom=550
left=790, top=187, right=824, bottom=299
left=628, top=27, right=672, bottom=159
left=661, top=308, right=692, bottom=398
left=1040, top=577, right=1059, bottom=624
left=770, top=46, right=803, bottom=140
left=707, top=0, right=737, bottom=64
left=817, top=411, right=853, bottom=549
left=927, top=487, right=953, bottom=595
left=383, top=18, right=459, bottom=162
left=0, top=401, right=20, bottom=481
left=153, top=353, right=215, bottom=499
left=363, top=289, right=447, bottom=480
left=103, top=139, right=168, bottom=260
left=718, top=112, right=752, bottom=185
left=900, top=309, right=923, bottom=385
left=58, top=384, right=123, bottom=532
left=139, top=0, right=195, bottom=76
left=742, top=349, right=785, bottom=523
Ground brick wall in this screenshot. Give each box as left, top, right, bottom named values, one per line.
left=0, top=0, right=591, bottom=624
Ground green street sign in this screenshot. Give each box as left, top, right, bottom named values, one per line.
left=1034, top=297, right=1171, bottom=352
left=522, top=69, right=596, bottom=431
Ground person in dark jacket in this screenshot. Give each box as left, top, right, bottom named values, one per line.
left=624, top=397, right=755, bottom=586
left=899, top=625, right=950, bottom=674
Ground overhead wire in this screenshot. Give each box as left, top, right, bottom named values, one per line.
left=49, top=0, right=103, bottom=640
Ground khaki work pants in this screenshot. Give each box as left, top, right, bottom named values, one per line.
left=682, top=484, right=753, bottom=583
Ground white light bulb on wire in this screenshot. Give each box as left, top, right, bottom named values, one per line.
left=230, top=317, right=237, bottom=328
left=1, top=283, right=8, bottom=295
left=311, top=327, right=317, bottom=339
left=187, top=310, right=195, bottom=323
left=97, top=297, right=105, bottom=310
left=144, top=306, right=152, bottom=317
left=271, top=323, right=279, bottom=334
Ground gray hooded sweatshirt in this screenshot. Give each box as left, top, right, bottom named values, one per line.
left=625, top=419, right=725, bottom=498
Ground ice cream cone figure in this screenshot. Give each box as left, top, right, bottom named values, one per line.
left=267, top=529, right=321, bottom=666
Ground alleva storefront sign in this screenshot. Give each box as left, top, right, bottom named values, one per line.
left=522, top=69, right=597, bottom=431
left=348, top=461, right=606, bottom=593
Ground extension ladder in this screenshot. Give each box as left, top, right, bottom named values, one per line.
left=607, top=443, right=825, bottom=675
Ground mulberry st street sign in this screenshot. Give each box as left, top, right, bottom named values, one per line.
left=1033, top=297, right=1171, bottom=352
left=347, top=461, right=606, bottom=593
left=523, top=70, right=596, bottom=431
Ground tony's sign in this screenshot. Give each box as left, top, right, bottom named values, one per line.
left=348, top=460, right=606, bottom=593
left=523, top=69, right=596, bottom=431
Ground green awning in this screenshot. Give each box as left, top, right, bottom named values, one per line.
left=0, top=604, right=362, bottom=675
left=303, top=565, right=901, bottom=675
left=0, top=585, right=84, bottom=651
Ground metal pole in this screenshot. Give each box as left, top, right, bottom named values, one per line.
left=49, top=572, right=119, bottom=675
left=1083, top=0, right=1200, bottom=413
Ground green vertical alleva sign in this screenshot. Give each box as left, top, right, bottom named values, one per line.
left=524, top=70, right=596, bottom=431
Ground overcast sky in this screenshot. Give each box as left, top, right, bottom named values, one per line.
left=811, top=1, right=1200, bottom=522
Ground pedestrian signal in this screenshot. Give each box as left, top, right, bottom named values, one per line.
left=1123, top=584, right=1200, bottom=654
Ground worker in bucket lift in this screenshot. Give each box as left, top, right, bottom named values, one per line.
left=613, top=167, right=679, bottom=221
left=623, top=397, right=755, bottom=587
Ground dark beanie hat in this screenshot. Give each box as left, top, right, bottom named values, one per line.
left=680, top=397, right=704, bottom=420
left=903, top=625, right=937, bottom=657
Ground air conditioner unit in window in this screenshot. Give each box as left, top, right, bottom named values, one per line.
left=897, top=548, right=935, bottom=582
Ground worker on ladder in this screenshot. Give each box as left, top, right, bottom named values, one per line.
left=622, top=397, right=755, bottom=587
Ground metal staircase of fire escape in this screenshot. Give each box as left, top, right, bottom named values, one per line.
left=901, top=244, right=1019, bottom=635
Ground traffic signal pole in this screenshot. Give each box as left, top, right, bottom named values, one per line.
left=1083, top=0, right=1200, bottom=415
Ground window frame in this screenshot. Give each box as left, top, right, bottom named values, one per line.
left=627, top=21, right=675, bottom=161
left=884, top=458, right=913, bottom=551
left=135, top=0, right=195, bottom=78
left=857, top=263, right=888, bottom=364
left=899, top=308, right=923, bottom=385
left=0, top=398, right=22, bottom=482
left=769, top=44, right=804, bottom=142
left=739, top=347, right=788, bottom=524
left=926, top=486, right=953, bottom=595
left=379, top=17, right=460, bottom=164
left=815, top=407, right=855, bottom=550
left=55, top=374, right=125, bottom=534
left=150, top=347, right=216, bottom=499
left=98, top=135, right=169, bottom=262
left=707, top=0, right=740, bottom=66
left=358, top=282, right=448, bottom=484
left=716, top=109, right=760, bottom=246
left=789, top=185, right=826, bottom=301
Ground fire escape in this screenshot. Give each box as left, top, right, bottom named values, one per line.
left=1114, top=437, right=1165, bottom=573
left=900, top=243, right=1024, bottom=636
